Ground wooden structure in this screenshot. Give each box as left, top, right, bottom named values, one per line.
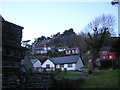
left=19, top=72, right=54, bottom=89
left=1, top=16, right=27, bottom=89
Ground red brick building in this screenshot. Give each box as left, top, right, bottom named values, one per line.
left=100, top=46, right=116, bottom=60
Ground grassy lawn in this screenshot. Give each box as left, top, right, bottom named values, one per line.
left=80, top=69, right=119, bottom=88
left=55, top=71, right=81, bottom=78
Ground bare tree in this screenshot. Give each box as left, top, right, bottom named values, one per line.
left=84, top=14, right=116, bottom=36
left=84, top=14, right=116, bottom=69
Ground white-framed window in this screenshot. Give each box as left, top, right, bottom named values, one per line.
left=102, top=51, right=107, bottom=55
left=66, top=50, right=71, bottom=54
left=75, top=50, right=79, bottom=53
left=72, top=50, right=75, bottom=53
left=68, top=64, right=73, bottom=67
left=46, top=64, right=50, bottom=68
left=60, top=64, right=64, bottom=68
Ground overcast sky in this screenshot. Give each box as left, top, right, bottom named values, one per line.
left=0, top=1, right=118, bottom=43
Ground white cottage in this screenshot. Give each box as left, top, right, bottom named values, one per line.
left=30, top=59, right=42, bottom=72
left=42, top=55, right=84, bottom=71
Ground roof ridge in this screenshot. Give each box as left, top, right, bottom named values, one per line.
left=50, top=55, right=79, bottom=59
left=49, top=55, right=80, bottom=64
left=30, top=59, right=38, bottom=64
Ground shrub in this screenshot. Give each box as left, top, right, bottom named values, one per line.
left=100, top=60, right=112, bottom=69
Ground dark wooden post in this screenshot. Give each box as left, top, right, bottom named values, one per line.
left=21, top=65, right=28, bottom=90
left=25, top=72, right=28, bottom=90
left=64, top=68, right=67, bottom=74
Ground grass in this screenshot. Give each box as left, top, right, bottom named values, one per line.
left=84, top=64, right=89, bottom=68
left=80, top=69, right=119, bottom=88
left=55, top=71, right=81, bottom=78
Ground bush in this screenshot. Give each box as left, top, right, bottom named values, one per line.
left=112, top=59, right=120, bottom=69
left=100, top=60, right=112, bottom=69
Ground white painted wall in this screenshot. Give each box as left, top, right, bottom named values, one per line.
left=67, top=63, right=76, bottom=70
left=42, top=59, right=55, bottom=68
left=56, top=64, right=59, bottom=68
left=55, top=63, right=76, bottom=71
left=42, top=57, right=84, bottom=71
left=75, top=57, right=84, bottom=70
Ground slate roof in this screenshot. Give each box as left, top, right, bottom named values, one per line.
left=100, top=46, right=112, bottom=50
left=49, top=55, right=80, bottom=64
left=1, top=15, right=24, bottom=29
left=55, top=46, right=69, bottom=49
left=30, top=59, right=39, bottom=64
left=66, top=47, right=79, bottom=50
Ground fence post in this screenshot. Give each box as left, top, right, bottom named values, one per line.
left=64, top=68, right=67, bottom=74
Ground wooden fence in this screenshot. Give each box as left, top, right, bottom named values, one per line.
left=2, top=72, right=55, bottom=89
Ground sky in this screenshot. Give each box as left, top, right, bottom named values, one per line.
left=0, top=0, right=118, bottom=43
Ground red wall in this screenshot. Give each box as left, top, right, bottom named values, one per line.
left=100, top=50, right=116, bottom=60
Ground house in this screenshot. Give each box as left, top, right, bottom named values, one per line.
left=100, top=46, right=116, bottom=60
left=21, top=59, right=42, bottom=72
left=64, top=47, right=80, bottom=55
left=32, top=47, right=47, bottom=54
left=31, top=46, right=69, bottom=55
left=55, top=46, right=69, bottom=52
left=42, top=55, right=84, bottom=71
left=30, top=59, right=42, bottom=72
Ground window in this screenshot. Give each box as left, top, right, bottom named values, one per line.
left=72, top=50, right=75, bottom=53
left=66, top=50, right=71, bottom=54
left=109, top=55, right=113, bottom=59
left=60, top=64, right=64, bottom=68
left=37, top=51, right=40, bottom=54
left=65, top=51, right=68, bottom=54
left=102, top=56, right=106, bottom=59
left=101, top=51, right=107, bottom=55
left=102, top=56, right=108, bottom=59
left=56, top=64, right=59, bottom=68
left=68, top=64, right=73, bottom=67
left=75, top=50, right=79, bottom=53
left=46, top=64, right=50, bottom=68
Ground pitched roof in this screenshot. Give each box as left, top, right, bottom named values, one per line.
left=30, top=59, right=39, bottom=64
left=49, top=55, right=80, bottom=64
left=100, top=46, right=113, bottom=50
left=66, top=47, right=79, bottom=50
left=1, top=15, right=24, bottom=29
